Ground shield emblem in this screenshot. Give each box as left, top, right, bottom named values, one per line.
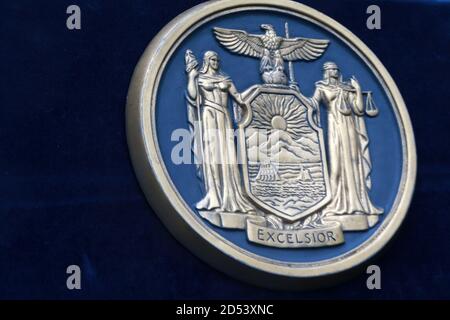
left=238, top=85, right=331, bottom=221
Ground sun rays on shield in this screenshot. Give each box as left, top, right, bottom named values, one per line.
left=250, top=94, right=313, bottom=140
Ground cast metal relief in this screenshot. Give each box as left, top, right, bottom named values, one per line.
left=127, top=0, right=416, bottom=286
left=185, top=24, right=382, bottom=248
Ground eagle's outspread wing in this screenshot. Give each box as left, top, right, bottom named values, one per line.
left=279, top=37, right=329, bottom=61
left=213, top=27, right=265, bottom=58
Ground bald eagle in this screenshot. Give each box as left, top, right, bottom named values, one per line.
left=213, top=24, right=329, bottom=84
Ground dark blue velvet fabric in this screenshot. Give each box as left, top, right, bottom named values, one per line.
left=0, top=0, right=449, bottom=299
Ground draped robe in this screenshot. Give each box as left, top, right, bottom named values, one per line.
left=311, top=81, right=383, bottom=216
left=187, top=73, right=254, bottom=214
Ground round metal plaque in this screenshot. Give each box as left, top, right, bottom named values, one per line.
left=127, top=0, right=416, bottom=288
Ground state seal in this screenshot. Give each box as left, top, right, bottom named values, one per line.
left=126, top=0, right=416, bottom=288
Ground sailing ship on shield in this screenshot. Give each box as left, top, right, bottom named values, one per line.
left=184, top=23, right=383, bottom=248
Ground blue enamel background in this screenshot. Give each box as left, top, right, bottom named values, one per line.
left=155, top=10, right=403, bottom=263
